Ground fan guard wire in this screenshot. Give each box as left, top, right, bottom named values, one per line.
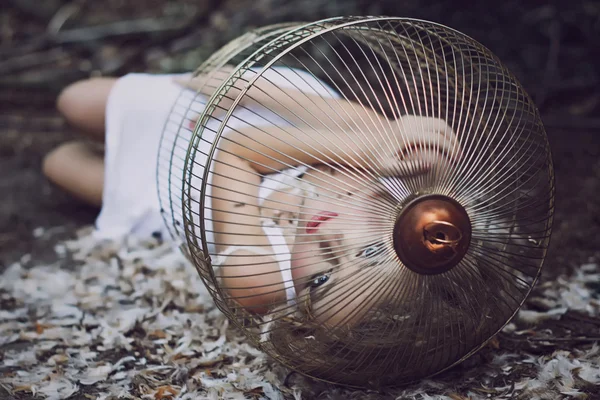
left=156, top=16, right=554, bottom=387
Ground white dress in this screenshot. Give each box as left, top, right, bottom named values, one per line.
left=95, top=68, right=340, bottom=251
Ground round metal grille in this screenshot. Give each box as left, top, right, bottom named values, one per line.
left=158, top=16, right=554, bottom=388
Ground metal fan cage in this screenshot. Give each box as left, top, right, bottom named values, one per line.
left=157, top=16, right=554, bottom=387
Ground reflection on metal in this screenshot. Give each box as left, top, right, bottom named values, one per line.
left=394, top=195, right=471, bottom=275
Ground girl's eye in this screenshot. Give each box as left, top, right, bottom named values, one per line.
left=357, top=242, right=385, bottom=259
left=310, top=271, right=331, bottom=288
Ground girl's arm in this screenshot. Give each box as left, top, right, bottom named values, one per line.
left=175, top=66, right=395, bottom=131
left=211, top=116, right=457, bottom=313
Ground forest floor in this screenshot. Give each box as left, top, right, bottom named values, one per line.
left=1, top=1, right=599, bottom=399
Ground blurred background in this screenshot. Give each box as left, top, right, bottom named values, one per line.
left=1, top=0, right=599, bottom=279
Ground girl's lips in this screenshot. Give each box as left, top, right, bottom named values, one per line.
left=306, top=211, right=339, bottom=234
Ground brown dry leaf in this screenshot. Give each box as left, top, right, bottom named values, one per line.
left=184, top=304, right=205, bottom=313
left=487, top=336, right=500, bottom=350
left=193, top=355, right=226, bottom=368
left=154, top=385, right=180, bottom=400
left=148, top=329, right=168, bottom=339
left=474, top=387, right=498, bottom=394
left=12, top=385, right=32, bottom=393
left=35, top=322, right=52, bottom=334
left=172, top=352, right=189, bottom=361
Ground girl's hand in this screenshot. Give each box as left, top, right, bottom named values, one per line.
left=396, top=115, right=461, bottom=161
left=378, top=115, right=461, bottom=177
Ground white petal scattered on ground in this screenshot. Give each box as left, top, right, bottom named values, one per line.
left=517, top=307, right=568, bottom=324
left=79, top=365, right=113, bottom=385
left=0, top=227, right=599, bottom=399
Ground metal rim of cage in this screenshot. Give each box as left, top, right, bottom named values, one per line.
left=160, top=16, right=555, bottom=388
left=157, top=21, right=306, bottom=244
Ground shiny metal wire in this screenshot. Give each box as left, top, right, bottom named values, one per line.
left=157, top=22, right=305, bottom=245
left=157, top=16, right=554, bottom=388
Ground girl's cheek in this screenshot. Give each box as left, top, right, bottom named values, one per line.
left=290, top=245, right=310, bottom=282
left=290, top=242, right=322, bottom=289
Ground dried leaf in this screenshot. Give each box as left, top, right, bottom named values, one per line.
left=154, top=385, right=180, bottom=399
left=0, top=229, right=598, bottom=400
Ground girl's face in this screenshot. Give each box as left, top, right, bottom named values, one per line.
left=287, top=118, right=460, bottom=327
left=289, top=168, right=400, bottom=328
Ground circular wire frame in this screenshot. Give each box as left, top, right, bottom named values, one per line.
left=159, top=16, right=555, bottom=387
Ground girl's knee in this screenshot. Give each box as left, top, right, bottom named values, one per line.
left=57, top=80, right=85, bottom=116
left=42, top=142, right=74, bottom=181
left=56, top=77, right=116, bottom=136
left=42, top=141, right=104, bottom=206
left=56, top=79, right=99, bottom=117
left=43, top=142, right=90, bottom=178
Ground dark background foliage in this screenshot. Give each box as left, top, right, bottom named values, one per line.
left=1, top=0, right=598, bottom=275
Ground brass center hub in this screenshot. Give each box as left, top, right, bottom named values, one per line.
left=393, top=194, right=471, bottom=275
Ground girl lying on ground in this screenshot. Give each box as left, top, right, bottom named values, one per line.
left=43, top=66, right=460, bottom=327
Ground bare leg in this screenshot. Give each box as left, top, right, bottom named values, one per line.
left=56, top=78, right=117, bottom=141
left=43, top=142, right=104, bottom=206
left=43, top=78, right=118, bottom=206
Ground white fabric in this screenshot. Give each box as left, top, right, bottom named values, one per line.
left=261, top=222, right=296, bottom=305
left=96, top=68, right=341, bottom=302
left=96, top=74, right=183, bottom=240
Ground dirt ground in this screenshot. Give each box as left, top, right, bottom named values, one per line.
left=1, top=0, right=599, bottom=397
left=2, top=0, right=599, bottom=280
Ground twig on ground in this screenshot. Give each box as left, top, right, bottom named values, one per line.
left=564, top=312, right=600, bottom=326
left=0, top=48, right=67, bottom=76
left=0, top=114, right=64, bottom=131
left=47, top=2, right=82, bottom=35
left=0, top=38, right=50, bottom=59
left=536, top=20, right=561, bottom=110
left=527, top=336, right=600, bottom=343
left=53, top=17, right=196, bottom=44
left=0, top=14, right=198, bottom=60
left=0, top=68, right=85, bottom=93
